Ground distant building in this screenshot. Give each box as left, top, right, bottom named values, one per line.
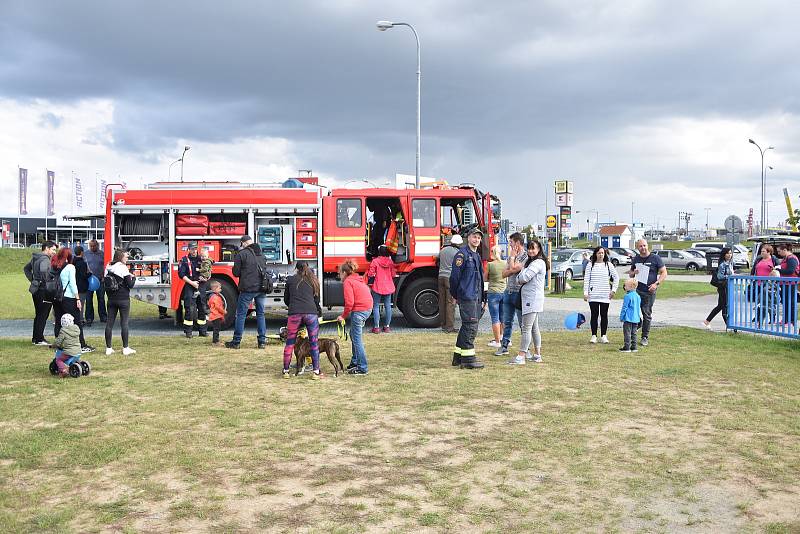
left=0, top=215, right=105, bottom=247
left=599, top=224, right=634, bottom=249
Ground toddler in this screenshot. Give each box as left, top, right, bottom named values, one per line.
left=206, top=280, right=226, bottom=345
left=52, top=314, right=82, bottom=377
left=619, top=278, right=642, bottom=353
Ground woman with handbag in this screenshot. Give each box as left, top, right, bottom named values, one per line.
left=366, top=245, right=397, bottom=333
left=583, top=247, right=619, bottom=343
left=703, top=247, right=733, bottom=329
left=508, top=239, right=548, bottom=365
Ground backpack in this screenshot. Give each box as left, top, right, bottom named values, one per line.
left=103, top=273, right=121, bottom=293
left=257, top=261, right=274, bottom=294
left=710, top=268, right=724, bottom=288
left=43, top=267, right=64, bottom=302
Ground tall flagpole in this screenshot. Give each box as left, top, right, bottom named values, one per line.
left=17, top=166, right=20, bottom=245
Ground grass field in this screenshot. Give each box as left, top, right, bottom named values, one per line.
left=1, top=329, right=798, bottom=532
left=549, top=280, right=717, bottom=300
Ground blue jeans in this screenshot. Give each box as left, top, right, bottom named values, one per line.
left=232, top=291, right=267, bottom=344
left=371, top=291, right=393, bottom=328
left=348, top=310, right=371, bottom=372
left=487, top=292, right=504, bottom=324
left=501, top=289, right=522, bottom=347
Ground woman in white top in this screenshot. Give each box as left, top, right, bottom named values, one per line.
left=508, top=239, right=548, bottom=365
left=583, top=247, right=619, bottom=344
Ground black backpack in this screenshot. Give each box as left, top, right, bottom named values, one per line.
left=257, top=261, right=274, bottom=294
left=103, top=273, right=121, bottom=293
left=43, top=267, right=64, bottom=302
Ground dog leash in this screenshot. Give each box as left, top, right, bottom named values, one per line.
left=318, top=317, right=348, bottom=341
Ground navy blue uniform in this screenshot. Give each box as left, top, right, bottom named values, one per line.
left=178, top=253, right=207, bottom=336
left=449, top=246, right=485, bottom=366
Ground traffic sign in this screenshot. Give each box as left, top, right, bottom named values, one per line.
left=546, top=215, right=557, bottom=228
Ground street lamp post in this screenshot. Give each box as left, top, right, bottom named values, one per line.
left=704, top=207, right=711, bottom=237
left=377, top=20, right=421, bottom=189
left=748, top=138, right=774, bottom=233
left=168, top=158, right=181, bottom=181
left=180, top=145, right=191, bottom=183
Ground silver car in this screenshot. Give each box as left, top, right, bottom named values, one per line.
left=551, top=248, right=592, bottom=280
left=607, top=249, right=632, bottom=266
left=654, top=249, right=703, bottom=271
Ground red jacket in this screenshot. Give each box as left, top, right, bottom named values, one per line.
left=342, top=274, right=373, bottom=318
left=366, top=256, right=397, bottom=295
left=207, top=293, right=226, bottom=321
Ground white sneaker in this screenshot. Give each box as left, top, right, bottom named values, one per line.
left=506, top=355, right=526, bottom=365
left=590, top=335, right=597, bottom=344
left=701, top=322, right=712, bottom=330
left=532, top=354, right=543, bottom=363
left=105, top=347, right=115, bottom=356
left=600, top=335, right=609, bottom=344
left=122, top=347, right=136, bottom=356
left=487, top=340, right=501, bottom=348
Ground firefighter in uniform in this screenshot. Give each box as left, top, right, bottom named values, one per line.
left=178, top=242, right=207, bottom=338
left=449, top=228, right=486, bottom=369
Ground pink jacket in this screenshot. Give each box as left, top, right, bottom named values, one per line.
left=342, top=274, right=373, bottom=318
left=366, top=256, right=397, bottom=295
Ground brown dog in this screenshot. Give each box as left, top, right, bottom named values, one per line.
left=293, top=336, right=345, bottom=377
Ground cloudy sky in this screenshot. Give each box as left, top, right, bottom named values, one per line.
left=1, top=0, right=799, bottom=232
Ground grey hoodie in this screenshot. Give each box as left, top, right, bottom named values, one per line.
left=24, top=252, right=51, bottom=294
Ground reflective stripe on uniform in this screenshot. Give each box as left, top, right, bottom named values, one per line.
left=183, top=319, right=194, bottom=326
left=196, top=319, right=206, bottom=325
left=452, top=346, right=462, bottom=355
left=460, top=348, right=476, bottom=356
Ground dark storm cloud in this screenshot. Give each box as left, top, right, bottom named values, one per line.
left=2, top=0, right=800, bottom=223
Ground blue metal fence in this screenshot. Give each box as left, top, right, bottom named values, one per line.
left=728, top=275, right=800, bottom=339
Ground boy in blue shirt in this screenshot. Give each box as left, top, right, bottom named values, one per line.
left=619, top=278, right=642, bottom=353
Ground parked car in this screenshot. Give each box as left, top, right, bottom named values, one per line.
left=609, top=247, right=636, bottom=265
left=551, top=248, right=592, bottom=280
left=3, top=243, right=24, bottom=249
left=684, top=248, right=707, bottom=259
left=690, top=242, right=750, bottom=270
left=606, top=249, right=631, bottom=266
left=654, top=249, right=703, bottom=271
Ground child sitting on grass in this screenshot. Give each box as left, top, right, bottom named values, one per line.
left=206, top=280, right=226, bottom=345
left=619, top=278, right=642, bottom=353
left=52, top=314, right=82, bottom=377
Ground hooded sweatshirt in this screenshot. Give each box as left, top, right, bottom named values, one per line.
left=105, top=262, right=136, bottom=302
left=366, top=256, right=397, bottom=295
left=53, top=323, right=82, bottom=357
left=23, top=251, right=51, bottom=294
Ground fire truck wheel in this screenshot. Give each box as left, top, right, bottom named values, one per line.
left=400, top=277, right=440, bottom=328
left=215, top=278, right=239, bottom=329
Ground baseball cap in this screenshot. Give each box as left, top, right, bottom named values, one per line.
left=468, top=227, right=484, bottom=236
left=240, top=235, right=253, bottom=244
left=187, top=241, right=198, bottom=249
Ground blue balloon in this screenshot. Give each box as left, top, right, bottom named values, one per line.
left=87, top=274, right=101, bottom=292
left=564, top=312, right=586, bottom=330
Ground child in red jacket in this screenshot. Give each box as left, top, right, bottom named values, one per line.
left=337, top=259, right=373, bottom=375
left=207, top=280, right=227, bottom=345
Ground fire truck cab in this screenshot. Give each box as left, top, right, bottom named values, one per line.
left=104, top=180, right=498, bottom=328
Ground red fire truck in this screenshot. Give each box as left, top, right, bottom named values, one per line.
left=103, top=179, right=499, bottom=328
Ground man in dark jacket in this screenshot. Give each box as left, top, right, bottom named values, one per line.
left=23, top=240, right=58, bottom=345
left=72, top=246, right=90, bottom=326
left=225, top=235, right=269, bottom=349
left=83, top=239, right=107, bottom=324
left=178, top=242, right=206, bottom=338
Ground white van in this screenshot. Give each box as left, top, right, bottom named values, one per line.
left=691, top=242, right=750, bottom=269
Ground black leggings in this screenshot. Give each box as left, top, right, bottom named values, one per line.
left=589, top=301, right=609, bottom=336
left=105, top=299, right=131, bottom=348
left=705, top=287, right=728, bottom=325
left=53, top=297, right=87, bottom=347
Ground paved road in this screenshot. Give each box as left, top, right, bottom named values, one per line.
left=0, top=292, right=726, bottom=340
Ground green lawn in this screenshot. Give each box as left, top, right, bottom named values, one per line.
left=551, top=279, right=717, bottom=299
left=1, top=329, right=798, bottom=532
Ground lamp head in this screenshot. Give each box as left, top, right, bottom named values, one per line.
left=184, top=145, right=191, bottom=152
left=768, top=146, right=774, bottom=150
left=748, top=138, right=755, bottom=144
left=376, top=20, right=394, bottom=31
